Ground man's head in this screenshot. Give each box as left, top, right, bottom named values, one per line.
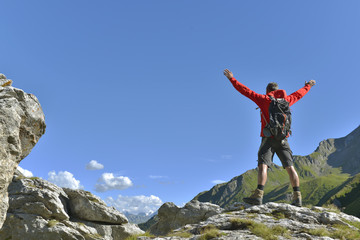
left=266, top=82, right=278, bottom=94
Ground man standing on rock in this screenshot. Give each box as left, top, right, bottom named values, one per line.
left=223, top=69, right=316, bottom=207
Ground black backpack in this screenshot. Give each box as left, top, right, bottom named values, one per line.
left=262, top=96, right=292, bottom=140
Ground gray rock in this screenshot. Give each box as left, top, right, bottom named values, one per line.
left=8, top=173, right=69, bottom=221
left=64, top=188, right=128, bottom=224
left=85, top=221, right=145, bottom=240
left=224, top=202, right=251, bottom=211
left=1, top=172, right=143, bottom=240
left=0, top=213, right=84, bottom=240
left=0, top=80, right=46, bottom=228
left=140, top=202, right=360, bottom=240
left=149, top=200, right=223, bottom=235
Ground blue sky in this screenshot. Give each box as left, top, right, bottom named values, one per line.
left=1, top=1, right=360, bottom=215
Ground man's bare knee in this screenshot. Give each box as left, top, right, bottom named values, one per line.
left=259, top=164, right=268, bottom=172
left=285, top=166, right=296, bottom=173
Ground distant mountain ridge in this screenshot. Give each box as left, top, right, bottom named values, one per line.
left=124, top=211, right=157, bottom=224
left=193, top=125, right=360, bottom=218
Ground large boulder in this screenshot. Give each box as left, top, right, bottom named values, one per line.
left=0, top=214, right=86, bottom=240
left=64, top=188, right=128, bottom=224
left=84, top=221, right=144, bottom=240
left=0, top=171, right=144, bottom=240
left=149, top=200, right=223, bottom=235
left=0, top=75, right=46, bottom=228
left=7, top=171, right=70, bottom=221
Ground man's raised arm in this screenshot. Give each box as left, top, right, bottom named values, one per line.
left=223, top=69, right=266, bottom=105
left=287, top=80, right=316, bottom=106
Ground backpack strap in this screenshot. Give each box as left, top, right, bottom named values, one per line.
left=259, top=108, right=269, bottom=125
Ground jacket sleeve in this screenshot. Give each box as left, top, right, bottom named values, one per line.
left=286, top=84, right=312, bottom=106
left=228, top=77, right=266, bottom=106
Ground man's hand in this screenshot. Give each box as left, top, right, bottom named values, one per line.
left=305, top=80, right=316, bottom=87
left=223, top=69, right=234, bottom=80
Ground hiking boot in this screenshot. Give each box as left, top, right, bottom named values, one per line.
left=0, top=77, right=12, bottom=87
left=291, top=191, right=302, bottom=207
left=243, top=189, right=264, bottom=205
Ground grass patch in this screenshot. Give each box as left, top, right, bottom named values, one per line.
left=303, top=204, right=313, bottom=209
left=166, top=230, right=192, bottom=238
left=84, top=191, right=102, bottom=204
left=342, top=218, right=360, bottom=230
left=229, top=218, right=254, bottom=230
left=84, top=233, right=102, bottom=239
left=229, top=218, right=290, bottom=240
left=271, top=225, right=291, bottom=238
left=302, top=224, right=360, bottom=240
left=27, top=183, right=38, bottom=188
left=14, top=175, right=25, bottom=181
left=331, top=224, right=360, bottom=240
left=304, top=227, right=330, bottom=237
left=14, top=175, right=40, bottom=181
left=47, top=219, right=59, bottom=228
left=76, top=222, right=86, bottom=227
left=322, top=203, right=341, bottom=214
left=269, top=210, right=286, bottom=220
left=124, top=236, right=138, bottom=240
left=198, top=225, right=223, bottom=240
left=124, top=232, right=155, bottom=240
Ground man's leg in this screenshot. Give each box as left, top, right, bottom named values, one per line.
left=285, top=165, right=302, bottom=207
left=285, top=166, right=299, bottom=187
left=243, top=138, right=272, bottom=205
left=276, top=140, right=302, bottom=207
left=243, top=164, right=267, bottom=205
left=258, top=163, right=268, bottom=188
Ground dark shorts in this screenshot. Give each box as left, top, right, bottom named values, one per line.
left=257, top=137, right=294, bottom=169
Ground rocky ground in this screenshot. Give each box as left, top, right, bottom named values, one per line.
left=137, top=201, right=360, bottom=240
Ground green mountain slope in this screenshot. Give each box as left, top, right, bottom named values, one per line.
left=325, top=173, right=360, bottom=217
left=193, top=125, right=360, bottom=217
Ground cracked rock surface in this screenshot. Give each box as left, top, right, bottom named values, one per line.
left=0, top=171, right=144, bottom=240
left=142, top=202, right=360, bottom=240
left=148, top=200, right=223, bottom=236
left=0, top=79, right=46, bottom=228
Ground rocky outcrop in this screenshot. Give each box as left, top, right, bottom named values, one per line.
left=140, top=202, right=360, bottom=240
left=0, top=75, right=46, bottom=228
left=0, top=171, right=144, bottom=240
left=64, top=188, right=128, bottom=224
left=148, top=200, right=223, bottom=236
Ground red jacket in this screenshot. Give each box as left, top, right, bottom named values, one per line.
left=229, top=77, right=312, bottom=137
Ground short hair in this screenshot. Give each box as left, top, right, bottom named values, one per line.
left=266, top=82, right=278, bottom=93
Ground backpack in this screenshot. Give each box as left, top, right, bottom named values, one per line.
left=261, top=96, right=292, bottom=140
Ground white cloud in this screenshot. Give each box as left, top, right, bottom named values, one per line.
left=48, top=171, right=83, bottom=189
left=86, top=160, right=104, bottom=170
left=106, top=195, right=163, bottom=215
left=211, top=180, right=226, bottom=185
left=17, top=166, right=33, bottom=177
left=95, top=173, right=133, bottom=192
